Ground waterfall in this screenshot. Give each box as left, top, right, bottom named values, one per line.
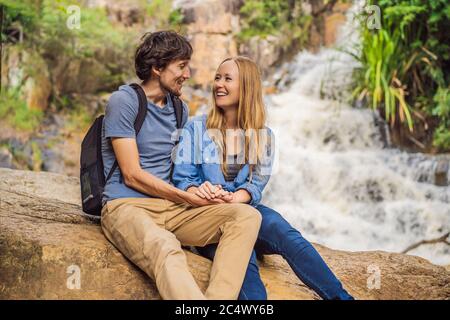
left=263, top=4, right=450, bottom=265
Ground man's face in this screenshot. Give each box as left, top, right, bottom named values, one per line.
left=159, top=59, right=191, bottom=97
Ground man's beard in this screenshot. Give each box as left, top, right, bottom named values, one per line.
left=160, top=79, right=182, bottom=97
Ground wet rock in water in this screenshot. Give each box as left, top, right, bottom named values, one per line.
left=41, top=148, right=65, bottom=174
left=0, top=168, right=449, bottom=300
left=435, top=159, right=449, bottom=187
left=0, top=148, right=14, bottom=169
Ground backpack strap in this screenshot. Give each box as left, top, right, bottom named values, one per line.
left=171, top=94, right=184, bottom=129
left=130, top=83, right=149, bottom=133
left=169, top=94, right=184, bottom=180
left=105, top=83, right=148, bottom=183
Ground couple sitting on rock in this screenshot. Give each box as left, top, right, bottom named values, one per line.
left=100, top=30, right=353, bottom=300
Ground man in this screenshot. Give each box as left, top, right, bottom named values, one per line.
left=100, top=30, right=261, bottom=300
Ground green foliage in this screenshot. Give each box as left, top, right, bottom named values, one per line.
left=168, top=8, right=184, bottom=28
left=30, top=141, right=43, bottom=171
left=0, top=0, right=39, bottom=42
left=65, top=101, right=94, bottom=133
left=432, top=88, right=450, bottom=149
left=145, top=0, right=184, bottom=31
left=353, top=0, right=450, bottom=151
left=238, top=0, right=312, bottom=50
left=239, top=0, right=288, bottom=38
left=0, top=89, right=43, bottom=131
left=0, top=0, right=136, bottom=131
left=38, top=0, right=133, bottom=59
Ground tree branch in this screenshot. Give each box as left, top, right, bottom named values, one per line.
left=402, top=232, right=450, bottom=254
left=312, top=0, right=339, bottom=17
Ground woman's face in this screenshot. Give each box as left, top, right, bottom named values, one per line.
left=213, top=60, right=240, bottom=110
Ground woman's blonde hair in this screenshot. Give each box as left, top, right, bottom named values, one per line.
left=206, top=56, right=267, bottom=179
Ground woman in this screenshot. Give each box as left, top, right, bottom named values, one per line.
left=172, top=56, right=353, bottom=300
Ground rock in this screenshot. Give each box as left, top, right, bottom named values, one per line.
left=51, top=57, right=113, bottom=96
left=303, top=1, right=354, bottom=52
left=323, top=2, right=352, bottom=47
left=0, top=148, right=14, bottom=169
left=435, top=159, right=449, bottom=187
left=85, top=0, right=145, bottom=27
left=177, top=0, right=241, bottom=89
left=238, top=35, right=283, bottom=78
left=324, top=12, right=347, bottom=47
left=188, top=33, right=238, bottom=89
left=2, top=46, right=52, bottom=111
left=0, top=168, right=449, bottom=299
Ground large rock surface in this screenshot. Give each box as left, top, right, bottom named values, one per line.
left=0, top=168, right=449, bottom=300
left=177, top=0, right=241, bottom=89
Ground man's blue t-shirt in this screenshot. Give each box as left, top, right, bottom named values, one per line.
left=101, top=84, right=188, bottom=203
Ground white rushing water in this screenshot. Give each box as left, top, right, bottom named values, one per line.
left=262, top=4, right=450, bottom=266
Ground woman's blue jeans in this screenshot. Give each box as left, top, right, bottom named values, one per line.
left=196, top=204, right=354, bottom=300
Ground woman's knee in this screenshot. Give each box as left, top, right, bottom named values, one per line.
left=257, top=206, right=307, bottom=248
left=258, top=207, right=292, bottom=234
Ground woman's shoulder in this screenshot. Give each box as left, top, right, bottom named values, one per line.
left=192, top=113, right=207, bottom=122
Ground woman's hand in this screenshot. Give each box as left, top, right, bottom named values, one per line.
left=215, top=188, right=234, bottom=202
left=184, top=191, right=226, bottom=207
left=196, top=181, right=234, bottom=203
left=228, top=189, right=251, bottom=204
left=196, top=181, right=221, bottom=200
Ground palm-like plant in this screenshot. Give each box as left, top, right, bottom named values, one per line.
left=353, top=0, right=449, bottom=150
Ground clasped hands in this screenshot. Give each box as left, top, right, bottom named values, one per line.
left=186, top=181, right=251, bottom=207
left=187, top=181, right=234, bottom=205
left=195, top=181, right=234, bottom=203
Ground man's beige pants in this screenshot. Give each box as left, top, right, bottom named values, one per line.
left=101, top=198, right=261, bottom=300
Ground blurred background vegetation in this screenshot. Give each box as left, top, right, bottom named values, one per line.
left=353, top=0, right=450, bottom=152
left=0, top=0, right=448, bottom=175
left=0, top=0, right=182, bottom=131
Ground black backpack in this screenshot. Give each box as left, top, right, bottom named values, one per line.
left=80, top=83, right=184, bottom=216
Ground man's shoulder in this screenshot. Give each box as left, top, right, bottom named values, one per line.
left=103, top=85, right=140, bottom=135
left=108, top=85, right=138, bottom=106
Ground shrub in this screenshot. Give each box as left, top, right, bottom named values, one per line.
left=353, top=0, right=450, bottom=151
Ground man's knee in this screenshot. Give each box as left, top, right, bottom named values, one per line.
left=146, top=230, right=182, bottom=254
left=229, top=203, right=262, bottom=226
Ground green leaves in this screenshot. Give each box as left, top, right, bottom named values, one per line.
left=0, top=89, right=43, bottom=131
left=353, top=0, right=450, bottom=151
left=237, top=0, right=311, bottom=50
left=239, top=0, right=288, bottom=39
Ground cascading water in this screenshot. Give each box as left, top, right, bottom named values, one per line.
left=262, top=4, right=450, bottom=266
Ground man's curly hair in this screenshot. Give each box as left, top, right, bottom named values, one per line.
left=135, top=31, right=193, bottom=82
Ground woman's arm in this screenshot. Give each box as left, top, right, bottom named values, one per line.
left=235, top=127, right=275, bottom=206
left=173, top=119, right=231, bottom=202
left=230, top=189, right=251, bottom=204
left=172, top=120, right=203, bottom=191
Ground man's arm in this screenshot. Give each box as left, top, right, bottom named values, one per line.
left=111, top=137, right=224, bottom=207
